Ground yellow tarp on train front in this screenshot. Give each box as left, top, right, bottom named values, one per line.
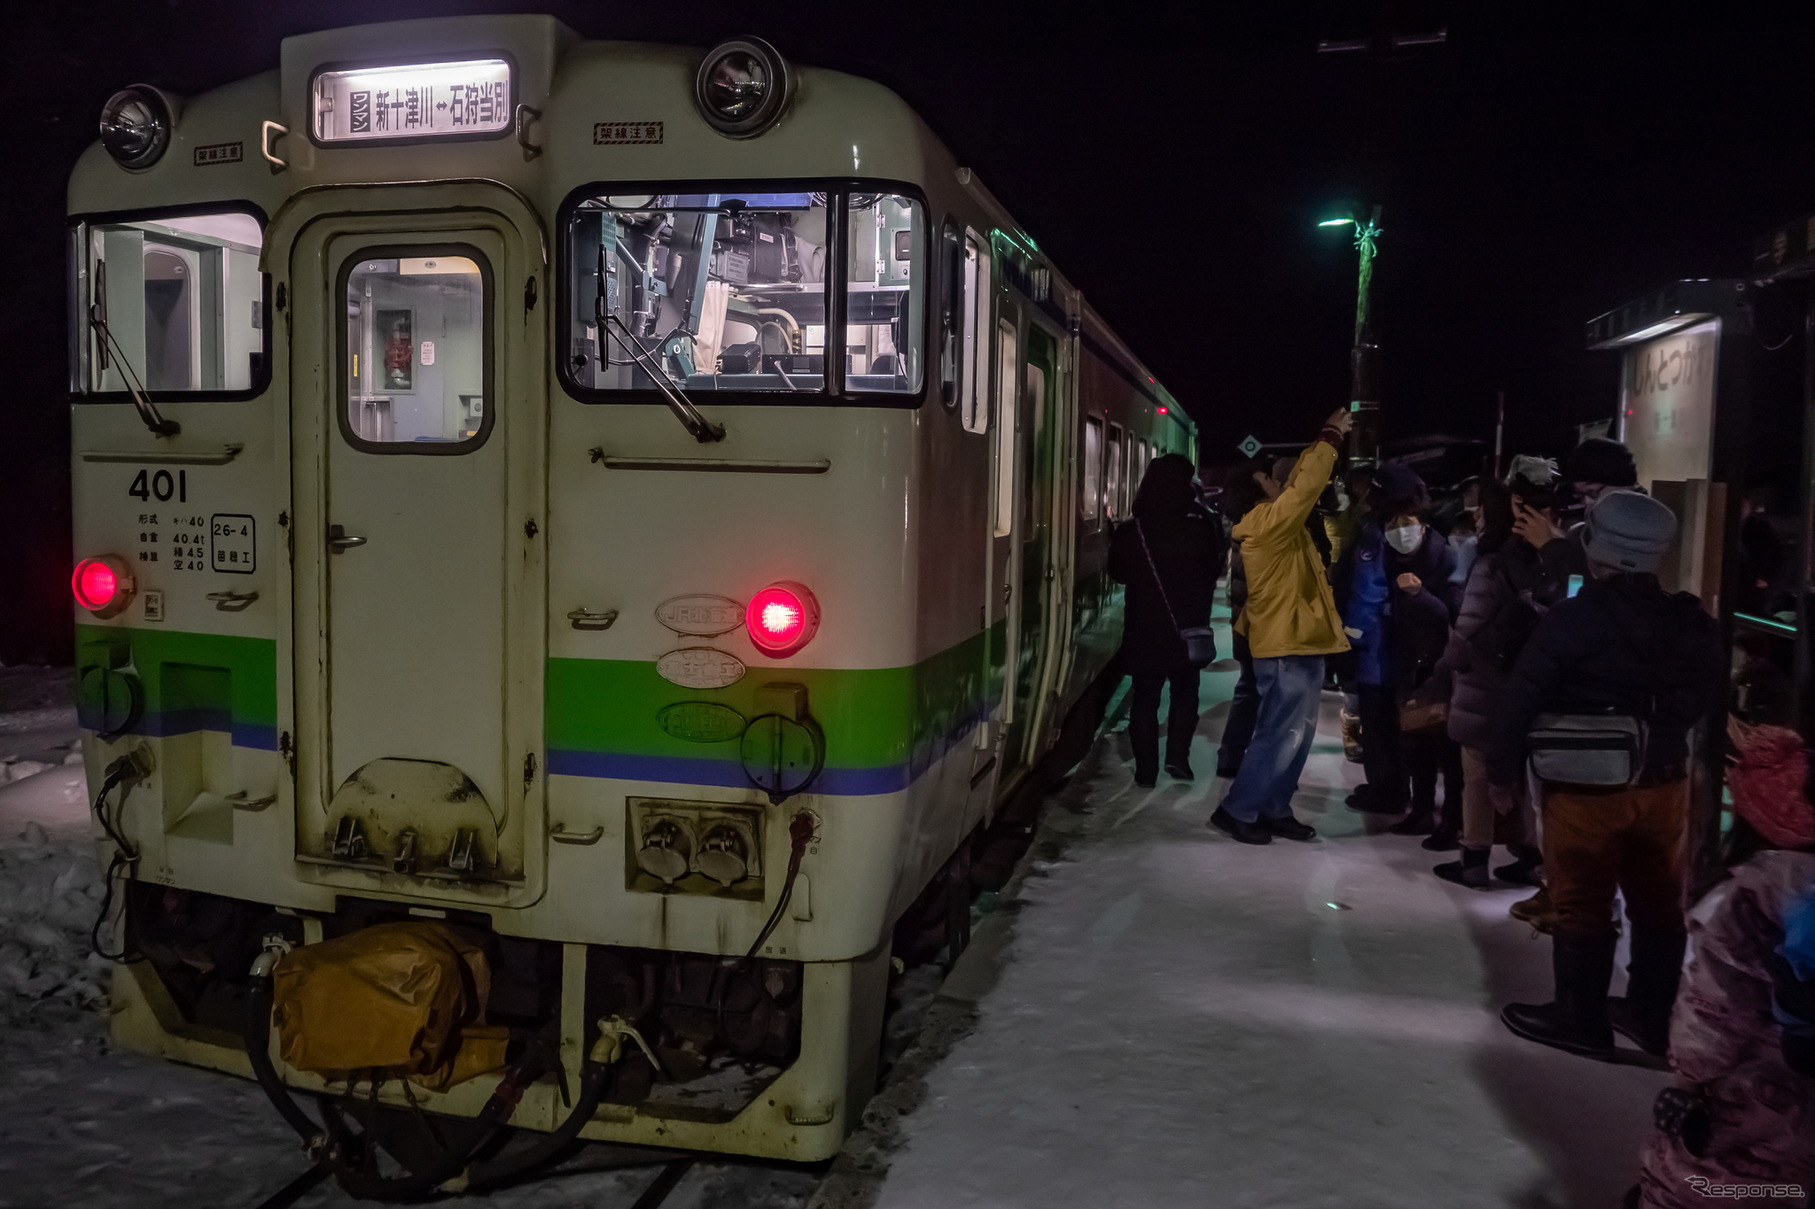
left=270, top=920, right=508, bottom=1091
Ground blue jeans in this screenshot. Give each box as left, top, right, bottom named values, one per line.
left=1219, top=654, right=1325, bottom=823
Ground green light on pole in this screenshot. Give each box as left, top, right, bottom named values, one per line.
left=1318, top=206, right=1384, bottom=461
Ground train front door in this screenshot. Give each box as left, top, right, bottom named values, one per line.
left=1001, top=326, right=1061, bottom=783
left=282, top=188, right=546, bottom=903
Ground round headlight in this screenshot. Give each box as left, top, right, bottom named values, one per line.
left=694, top=38, right=792, bottom=139
left=99, top=85, right=176, bottom=169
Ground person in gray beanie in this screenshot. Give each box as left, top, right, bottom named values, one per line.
left=1487, top=490, right=1726, bottom=1060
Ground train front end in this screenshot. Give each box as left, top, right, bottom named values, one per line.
left=67, top=16, right=987, bottom=1171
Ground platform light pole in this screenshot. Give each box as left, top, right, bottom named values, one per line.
left=1319, top=206, right=1383, bottom=463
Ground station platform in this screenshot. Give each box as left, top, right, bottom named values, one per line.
left=860, top=618, right=1669, bottom=1209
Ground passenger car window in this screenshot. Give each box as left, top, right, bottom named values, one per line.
left=846, top=194, right=923, bottom=395
left=569, top=190, right=829, bottom=394
left=1082, top=417, right=1103, bottom=520
left=341, top=251, right=489, bottom=450
left=73, top=208, right=267, bottom=397
left=1106, top=425, right=1124, bottom=521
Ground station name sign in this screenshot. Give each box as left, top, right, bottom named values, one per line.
left=312, top=58, right=512, bottom=143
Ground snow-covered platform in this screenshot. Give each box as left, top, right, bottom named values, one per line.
left=860, top=624, right=1669, bottom=1209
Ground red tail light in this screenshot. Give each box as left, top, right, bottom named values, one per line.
left=73, top=555, right=135, bottom=618
left=745, top=582, right=819, bottom=657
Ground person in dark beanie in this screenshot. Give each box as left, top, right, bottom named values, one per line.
left=1522, top=436, right=1642, bottom=592
left=1489, top=490, right=1726, bottom=1059
left=1340, top=462, right=1462, bottom=827
left=1109, top=454, right=1226, bottom=787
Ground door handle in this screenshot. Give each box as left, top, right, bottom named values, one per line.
left=206, top=590, right=259, bottom=611
left=327, top=525, right=367, bottom=552
left=550, top=823, right=605, bottom=845
left=567, top=607, right=619, bottom=631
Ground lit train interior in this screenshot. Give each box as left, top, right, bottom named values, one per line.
left=567, top=189, right=922, bottom=395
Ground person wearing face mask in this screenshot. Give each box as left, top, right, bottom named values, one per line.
left=1340, top=464, right=1464, bottom=833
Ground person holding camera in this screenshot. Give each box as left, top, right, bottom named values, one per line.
left=1489, top=490, right=1726, bottom=1059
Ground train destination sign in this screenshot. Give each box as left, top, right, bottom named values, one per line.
left=311, top=58, right=512, bottom=143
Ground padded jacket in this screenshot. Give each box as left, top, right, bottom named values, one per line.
left=1436, top=543, right=1545, bottom=750
left=1486, top=572, right=1726, bottom=786
left=1341, top=522, right=1460, bottom=688
left=1231, top=439, right=1350, bottom=660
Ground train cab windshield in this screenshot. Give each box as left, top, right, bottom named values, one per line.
left=69, top=208, right=268, bottom=399
left=564, top=186, right=923, bottom=401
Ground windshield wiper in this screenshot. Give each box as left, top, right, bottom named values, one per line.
left=89, top=260, right=179, bottom=437
left=595, top=247, right=723, bottom=443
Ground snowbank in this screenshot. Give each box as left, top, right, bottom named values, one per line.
left=0, top=809, right=110, bottom=1028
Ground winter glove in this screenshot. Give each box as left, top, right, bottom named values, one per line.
left=1653, top=1086, right=1712, bottom=1158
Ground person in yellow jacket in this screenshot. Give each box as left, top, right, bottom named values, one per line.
left=1210, top=406, right=1354, bottom=845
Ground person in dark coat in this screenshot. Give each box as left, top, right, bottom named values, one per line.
left=1430, top=458, right=1558, bottom=889
left=1110, top=454, right=1226, bottom=787
left=1339, top=464, right=1462, bottom=827
left=1525, top=436, right=1640, bottom=602
left=1215, top=457, right=1271, bottom=779
left=1491, top=490, right=1728, bottom=1060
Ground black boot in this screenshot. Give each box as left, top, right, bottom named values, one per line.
left=1348, top=783, right=1405, bottom=814
left=1434, top=846, right=1492, bottom=889
left=1501, top=933, right=1618, bottom=1059
left=1165, top=711, right=1197, bottom=782
left=1130, top=712, right=1159, bottom=788
left=1495, top=845, right=1543, bottom=886
left=1389, top=809, right=1436, bottom=836
left=1606, top=927, right=1686, bottom=1057
left=1423, top=783, right=1463, bottom=850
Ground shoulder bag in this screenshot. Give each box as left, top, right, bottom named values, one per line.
left=1137, top=520, right=1217, bottom=666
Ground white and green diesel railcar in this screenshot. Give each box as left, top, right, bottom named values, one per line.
left=66, top=14, right=1192, bottom=1174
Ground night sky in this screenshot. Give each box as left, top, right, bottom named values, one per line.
left=5, top=1, right=1815, bottom=663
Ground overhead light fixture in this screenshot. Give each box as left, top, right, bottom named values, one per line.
left=1603, top=314, right=1715, bottom=347
left=1319, top=217, right=1355, bottom=228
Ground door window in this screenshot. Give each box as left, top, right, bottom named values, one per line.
left=993, top=320, right=1018, bottom=537
left=340, top=248, right=491, bottom=452
left=961, top=233, right=990, bottom=433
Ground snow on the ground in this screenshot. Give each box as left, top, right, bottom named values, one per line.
left=859, top=618, right=1670, bottom=1209
left=0, top=666, right=105, bottom=1029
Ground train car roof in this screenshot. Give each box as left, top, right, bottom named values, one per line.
left=67, top=13, right=1188, bottom=437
